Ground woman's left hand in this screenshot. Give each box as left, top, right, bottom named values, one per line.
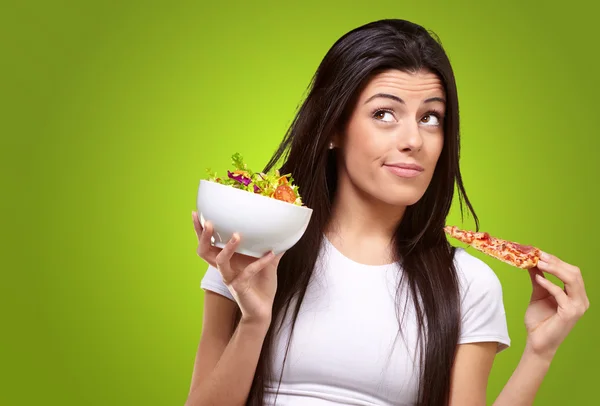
left=524, top=252, right=590, bottom=360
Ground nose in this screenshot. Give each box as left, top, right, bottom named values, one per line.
left=396, top=121, right=423, bottom=152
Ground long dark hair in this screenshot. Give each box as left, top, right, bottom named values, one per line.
left=237, top=19, right=478, bottom=406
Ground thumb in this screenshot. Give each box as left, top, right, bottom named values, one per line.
left=264, top=252, right=286, bottom=274
left=528, top=267, right=549, bottom=301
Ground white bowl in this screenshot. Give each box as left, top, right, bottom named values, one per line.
left=196, top=180, right=313, bottom=258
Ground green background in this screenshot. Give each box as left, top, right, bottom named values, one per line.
left=2, top=0, right=598, bottom=405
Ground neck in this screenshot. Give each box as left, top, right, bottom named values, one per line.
left=325, top=174, right=405, bottom=264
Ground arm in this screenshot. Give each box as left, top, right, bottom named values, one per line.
left=448, top=342, right=551, bottom=406
left=492, top=347, right=551, bottom=406
left=449, top=342, right=497, bottom=406
left=449, top=253, right=509, bottom=405
left=185, top=291, right=270, bottom=406
left=188, top=214, right=282, bottom=406
left=494, top=252, right=589, bottom=405
left=450, top=251, right=589, bottom=406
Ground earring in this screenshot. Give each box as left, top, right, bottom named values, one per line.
left=328, top=142, right=335, bottom=150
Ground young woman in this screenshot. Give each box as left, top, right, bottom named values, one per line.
left=186, top=19, right=589, bottom=406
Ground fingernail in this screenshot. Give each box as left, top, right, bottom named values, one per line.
left=540, top=251, right=550, bottom=261
left=538, top=260, right=548, bottom=268
left=231, top=233, right=239, bottom=243
left=535, top=274, right=544, bottom=282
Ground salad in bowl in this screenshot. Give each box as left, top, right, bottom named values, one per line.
left=206, top=153, right=304, bottom=206
left=197, top=153, right=313, bottom=258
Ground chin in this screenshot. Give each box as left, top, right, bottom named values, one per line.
left=366, top=173, right=431, bottom=207
left=380, top=196, right=422, bottom=207
left=373, top=186, right=426, bottom=207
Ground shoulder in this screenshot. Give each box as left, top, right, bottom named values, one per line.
left=453, top=247, right=503, bottom=296
left=453, top=247, right=511, bottom=351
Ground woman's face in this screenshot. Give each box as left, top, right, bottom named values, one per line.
left=335, top=69, right=446, bottom=207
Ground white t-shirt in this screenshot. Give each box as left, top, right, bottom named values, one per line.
left=200, top=238, right=510, bottom=405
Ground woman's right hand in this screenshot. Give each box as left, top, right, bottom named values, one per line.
left=192, top=211, right=282, bottom=326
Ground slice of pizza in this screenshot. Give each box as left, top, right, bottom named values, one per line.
left=444, top=226, right=541, bottom=269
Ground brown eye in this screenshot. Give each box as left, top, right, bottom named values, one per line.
left=420, top=114, right=440, bottom=126
left=373, top=109, right=394, bottom=122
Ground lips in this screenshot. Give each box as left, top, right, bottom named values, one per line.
left=384, top=163, right=424, bottom=179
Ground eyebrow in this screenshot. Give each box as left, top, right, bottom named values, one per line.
left=363, top=93, right=446, bottom=105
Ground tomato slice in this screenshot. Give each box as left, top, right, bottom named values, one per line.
left=273, top=185, right=296, bottom=203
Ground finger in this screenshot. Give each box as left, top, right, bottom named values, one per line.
left=242, top=251, right=277, bottom=278
left=192, top=211, right=203, bottom=240
left=214, top=233, right=241, bottom=283
left=199, top=220, right=214, bottom=249
left=197, top=221, right=221, bottom=266
left=534, top=273, right=570, bottom=309
left=528, top=266, right=544, bottom=280
left=528, top=267, right=550, bottom=302
left=537, top=252, right=585, bottom=298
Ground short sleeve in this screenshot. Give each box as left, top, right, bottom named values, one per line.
left=455, top=249, right=511, bottom=353
left=201, top=264, right=235, bottom=302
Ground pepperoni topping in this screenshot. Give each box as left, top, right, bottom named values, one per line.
left=473, top=232, right=490, bottom=240
left=512, top=243, right=534, bottom=254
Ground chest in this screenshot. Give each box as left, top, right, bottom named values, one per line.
left=268, top=258, right=421, bottom=405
